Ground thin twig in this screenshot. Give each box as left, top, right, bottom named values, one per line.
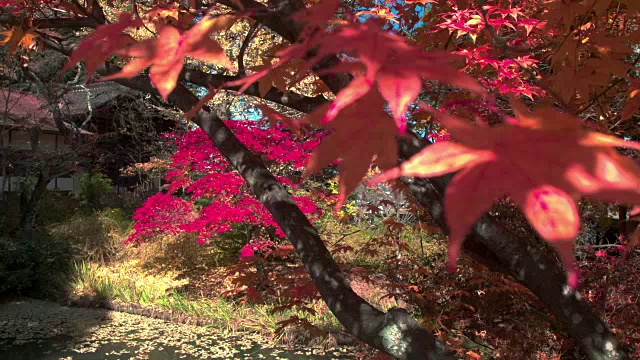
left=576, top=53, right=640, bottom=116
left=238, top=21, right=262, bottom=75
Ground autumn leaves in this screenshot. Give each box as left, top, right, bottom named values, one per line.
left=58, top=1, right=640, bottom=289
left=375, top=101, right=640, bottom=288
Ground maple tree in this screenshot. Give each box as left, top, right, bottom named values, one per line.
left=127, top=119, right=323, bottom=245
left=2, top=0, right=640, bottom=358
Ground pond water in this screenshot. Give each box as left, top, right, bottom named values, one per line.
left=0, top=299, right=356, bottom=360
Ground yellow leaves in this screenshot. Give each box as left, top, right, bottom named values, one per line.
left=0, top=26, right=39, bottom=53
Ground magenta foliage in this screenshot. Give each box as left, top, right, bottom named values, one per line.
left=127, top=119, right=323, bottom=245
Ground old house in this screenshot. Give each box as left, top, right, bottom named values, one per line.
left=1, top=81, right=177, bottom=193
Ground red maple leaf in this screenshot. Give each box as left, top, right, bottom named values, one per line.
left=102, top=15, right=235, bottom=100
left=376, top=99, right=640, bottom=288
left=229, top=21, right=484, bottom=132
left=63, top=13, right=141, bottom=80
left=303, top=91, right=398, bottom=211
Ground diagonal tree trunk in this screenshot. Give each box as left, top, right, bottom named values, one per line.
left=84, top=1, right=627, bottom=356
left=398, top=135, right=627, bottom=360
left=105, top=72, right=454, bottom=359
left=193, top=2, right=627, bottom=357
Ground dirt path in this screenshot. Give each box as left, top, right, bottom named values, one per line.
left=0, top=298, right=357, bottom=360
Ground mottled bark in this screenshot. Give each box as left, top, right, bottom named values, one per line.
left=103, top=72, right=453, bottom=359
left=398, top=135, right=627, bottom=360
left=86, top=2, right=628, bottom=356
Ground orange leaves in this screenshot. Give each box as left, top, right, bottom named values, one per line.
left=376, top=100, right=640, bottom=288
left=102, top=15, right=235, bottom=100
left=621, top=79, right=640, bottom=121
left=0, top=26, right=39, bottom=53
left=63, top=13, right=141, bottom=79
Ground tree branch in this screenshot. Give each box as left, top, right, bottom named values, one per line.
left=228, top=1, right=628, bottom=358
left=397, top=135, right=628, bottom=360
left=0, top=14, right=98, bottom=29
left=237, top=21, right=261, bottom=75
left=96, top=65, right=453, bottom=360
left=180, top=67, right=327, bottom=113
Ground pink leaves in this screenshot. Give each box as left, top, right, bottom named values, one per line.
left=127, top=120, right=322, bottom=246
left=127, top=193, right=195, bottom=244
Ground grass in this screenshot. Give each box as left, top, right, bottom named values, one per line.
left=65, top=260, right=350, bottom=345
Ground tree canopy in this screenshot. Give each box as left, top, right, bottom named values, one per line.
left=2, top=0, right=640, bottom=359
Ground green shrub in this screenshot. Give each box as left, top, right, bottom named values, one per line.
left=0, top=233, right=74, bottom=299
left=72, top=172, right=113, bottom=209
left=38, top=191, right=81, bottom=225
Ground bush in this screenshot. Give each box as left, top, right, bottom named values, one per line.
left=0, top=233, right=74, bottom=299
left=49, top=208, right=132, bottom=263
left=121, top=232, right=221, bottom=272
left=72, top=172, right=113, bottom=209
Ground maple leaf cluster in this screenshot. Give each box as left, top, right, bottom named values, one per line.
left=3, top=0, right=640, bottom=291
left=376, top=100, right=640, bottom=287
left=127, top=120, right=323, bottom=246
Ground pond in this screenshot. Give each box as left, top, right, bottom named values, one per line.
left=0, top=299, right=357, bottom=360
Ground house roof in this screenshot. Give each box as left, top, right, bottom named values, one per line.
left=0, top=82, right=145, bottom=134
left=58, top=81, right=138, bottom=117
left=0, top=89, right=58, bottom=132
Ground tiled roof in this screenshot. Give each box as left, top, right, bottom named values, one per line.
left=0, top=89, right=57, bottom=132
left=1, top=82, right=138, bottom=133
left=58, top=81, right=137, bottom=117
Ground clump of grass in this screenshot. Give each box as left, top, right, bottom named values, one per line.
left=65, top=260, right=346, bottom=344
left=68, top=260, right=187, bottom=306
left=49, top=208, right=132, bottom=264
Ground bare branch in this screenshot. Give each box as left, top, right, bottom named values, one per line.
left=0, top=13, right=98, bottom=29
left=237, top=21, right=262, bottom=75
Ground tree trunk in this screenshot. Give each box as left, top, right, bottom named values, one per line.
left=20, top=168, right=50, bottom=240
left=104, top=73, right=454, bottom=359
left=191, top=103, right=453, bottom=360
left=99, top=63, right=627, bottom=360
left=398, top=135, right=627, bottom=360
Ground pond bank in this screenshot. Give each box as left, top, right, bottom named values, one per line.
left=0, top=298, right=358, bottom=359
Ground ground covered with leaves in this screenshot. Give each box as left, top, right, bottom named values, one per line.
left=178, top=234, right=640, bottom=360
left=0, top=298, right=358, bottom=360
